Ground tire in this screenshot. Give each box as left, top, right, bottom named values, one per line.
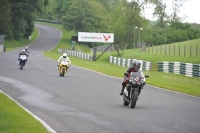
left=61, top=67, right=65, bottom=77
left=123, top=94, right=129, bottom=106
left=130, top=90, right=138, bottom=109
left=20, top=62, right=24, bottom=70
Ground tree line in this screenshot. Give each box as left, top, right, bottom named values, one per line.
left=0, top=0, right=48, bottom=40
left=1, top=0, right=200, bottom=48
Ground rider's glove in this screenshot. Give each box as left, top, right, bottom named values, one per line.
left=143, top=82, right=146, bottom=85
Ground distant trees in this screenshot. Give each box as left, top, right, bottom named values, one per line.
left=2, top=0, right=199, bottom=47
left=0, top=0, right=48, bottom=41
left=36, top=0, right=200, bottom=47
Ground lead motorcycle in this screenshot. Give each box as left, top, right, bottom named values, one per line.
left=58, top=59, right=70, bottom=77
left=18, top=55, right=27, bottom=70
left=123, top=72, right=149, bottom=109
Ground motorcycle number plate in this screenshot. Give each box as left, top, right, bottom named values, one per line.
left=20, top=55, right=27, bottom=60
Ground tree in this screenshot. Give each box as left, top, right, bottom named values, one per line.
left=62, top=0, right=109, bottom=33
left=170, top=0, right=187, bottom=22
left=153, top=0, right=168, bottom=28
left=0, top=0, right=12, bottom=35
left=9, top=0, right=48, bottom=40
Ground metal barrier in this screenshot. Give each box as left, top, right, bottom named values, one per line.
left=58, top=48, right=93, bottom=61
left=109, top=56, right=151, bottom=71
left=0, top=35, right=6, bottom=53
left=158, top=62, right=200, bottom=77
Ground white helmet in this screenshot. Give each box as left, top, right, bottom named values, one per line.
left=62, top=53, right=67, bottom=58
left=22, top=49, right=25, bottom=52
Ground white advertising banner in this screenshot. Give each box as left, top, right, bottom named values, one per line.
left=78, top=32, right=114, bottom=43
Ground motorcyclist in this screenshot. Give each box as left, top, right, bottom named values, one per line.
left=25, top=47, right=30, bottom=54
left=57, top=53, right=71, bottom=69
left=18, top=49, right=28, bottom=65
left=120, top=60, right=146, bottom=96
left=25, top=47, right=30, bottom=57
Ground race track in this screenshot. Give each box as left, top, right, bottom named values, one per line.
left=0, top=24, right=200, bottom=133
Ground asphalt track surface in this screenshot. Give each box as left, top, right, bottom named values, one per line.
left=0, top=24, right=200, bottom=133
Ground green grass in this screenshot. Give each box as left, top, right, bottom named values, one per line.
left=95, top=48, right=200, bottom=71
left=0, top=93, right=49, bottom=133
left=146, top=39, right=200, bottom=57
left=4, top=27, right=39, bottom=51
left=40, top=21, right=200, bottom=97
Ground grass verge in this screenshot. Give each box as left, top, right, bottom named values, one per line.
left=0, top=93, right=49, bottom=133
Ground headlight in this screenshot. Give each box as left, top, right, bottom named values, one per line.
left=131, top=81, right=136, bottom=85
left=137, top=82, right=141, bottom=86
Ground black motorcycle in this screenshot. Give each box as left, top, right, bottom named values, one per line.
left=123, top=72, right=149, bottom=109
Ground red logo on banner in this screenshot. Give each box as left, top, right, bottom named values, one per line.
left=103, top=35, right=111, bottom=41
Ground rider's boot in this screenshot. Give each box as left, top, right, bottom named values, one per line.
left=120, top=88, right=124, bottom=96
left=120, top=82, right=125, bottom=96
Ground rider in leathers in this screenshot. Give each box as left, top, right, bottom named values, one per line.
left=120, top=60, right=146, bottom=97
left=18, top=49, right=28, bottom=64
left=57, top=53, right=71, bottom=69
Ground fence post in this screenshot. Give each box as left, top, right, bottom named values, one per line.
left=190, top=45, right=192, bottom=57
left=161, top=45, right=162, bottom=54
left=156, top=44, right=158, bottom=54
left=197, top=45, right=198, bottom=57
left=174, top=44, right=175, bottom=56
left=184, top=45, right=186, bottom=57
left=169, top=44, right=170, bottom=55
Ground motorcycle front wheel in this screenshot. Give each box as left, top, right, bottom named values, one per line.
left=130, top=90, right=138, bottom=109
left=20, top=62, right=24, bottom=70
left=61, top=67, right=65, bottom=77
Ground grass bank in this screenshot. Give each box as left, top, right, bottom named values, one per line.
left=0, top=93, right=49, bottom=133
left=40, top=21, right=200, bottom=97
left=4, top=27, right=39, bottom=52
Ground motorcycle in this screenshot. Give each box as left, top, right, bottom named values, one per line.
left=123, top=72, right=149, bottom=109
left=58, top=60, right=70, bottom=77
left=18, top=55, right=27, bottom=70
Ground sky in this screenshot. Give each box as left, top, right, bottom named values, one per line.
left=140, top=0, right=200, bottom=24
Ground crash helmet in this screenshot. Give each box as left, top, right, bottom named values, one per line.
left=22, top=49, right=25, bottom=52
left=25, top=47, right=28, bottom=51
left=132, top=60, right=141, bottom=72
left=62, top=53, right=67, bottom=58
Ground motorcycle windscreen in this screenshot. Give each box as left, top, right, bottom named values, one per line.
left=130, top=72, right=143, bottom=80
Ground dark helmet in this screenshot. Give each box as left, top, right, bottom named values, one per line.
left=132, top=60, right=141, bottom=72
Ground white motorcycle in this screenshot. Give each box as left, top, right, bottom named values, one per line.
left=18, top=55, right=27, bottom=70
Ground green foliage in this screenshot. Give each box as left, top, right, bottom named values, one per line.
left=39, top=0, right=200, bottom=48
left=0, top=0, right=12, bottom=35
left=4, top=27, right=39, bottom=51
left=61, top=0, right=109, bottom=33
left=0, top=0, right=48, bottom=41
left=145, top=22, right=200, bottom=45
